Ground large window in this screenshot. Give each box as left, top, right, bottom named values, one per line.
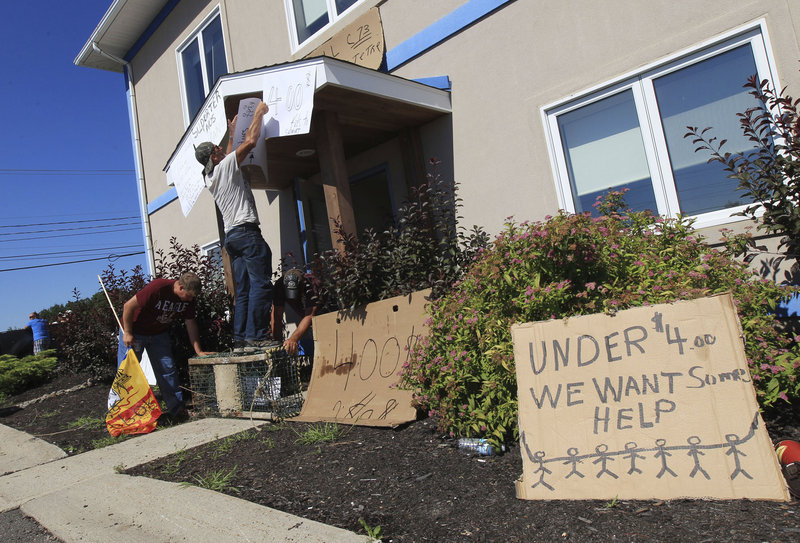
left=545, top=26, right=776, bottom=228
left=286, top=0, right=362, bottom=48
left=178, top=11, right=228, bottom=122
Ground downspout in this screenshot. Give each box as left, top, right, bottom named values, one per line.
left=91, top=42, right=155, bottom=275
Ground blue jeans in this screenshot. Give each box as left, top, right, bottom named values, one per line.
left=224, top=224, right=273, bottom=341
left=117, top=329, right=183, bottom=417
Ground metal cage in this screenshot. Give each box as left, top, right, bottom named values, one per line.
left=188, top=349, right=309, bottom=419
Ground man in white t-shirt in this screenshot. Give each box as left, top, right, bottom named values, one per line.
left=195, top=101, right=278, bottom=353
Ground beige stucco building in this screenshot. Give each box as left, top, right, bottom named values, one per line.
left=76, top=0, right=800, bottom=279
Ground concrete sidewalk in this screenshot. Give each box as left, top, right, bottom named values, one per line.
left=0, top=419, right=372, bottom=542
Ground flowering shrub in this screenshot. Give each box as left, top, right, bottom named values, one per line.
left=400, top=199, right=800, bottom=445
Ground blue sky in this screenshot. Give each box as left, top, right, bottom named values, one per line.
left=0, top=2, right=148, bottom=331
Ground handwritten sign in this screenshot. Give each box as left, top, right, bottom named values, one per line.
left=293, top=289, right=429, bottom=427
left=165, top=88, right=226, bottom=216
left=511, top=294, right=788, bottom=500
left=306, top=7, right=385, bottom=70
left=262, top=66, right=316, bottom=137
left=165, top=66, right=317, bottom=216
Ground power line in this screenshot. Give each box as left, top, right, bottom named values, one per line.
left=0, top=221, right=140, bottom=237
left=0, top=169, right=134, bottom=175
left=0, top=251, right=145, bottom=272
left=0, top=217, right=139, bottom=228
left=0, top=244, right=142, bottom=260
left=0, top=227, right=141, bottom=243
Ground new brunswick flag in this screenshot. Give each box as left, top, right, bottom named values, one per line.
left=106, top=348, right=162, bottom=437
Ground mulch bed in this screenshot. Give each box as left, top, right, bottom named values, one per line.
left=2, top=374, right=800, bottom=542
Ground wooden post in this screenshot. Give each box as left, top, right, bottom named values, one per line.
left=314, top=110, right=356, bottom=252
left=215, top=207, right=236, bottom=298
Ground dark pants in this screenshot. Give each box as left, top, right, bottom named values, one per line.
left=224, top=224, right=273, bottom=341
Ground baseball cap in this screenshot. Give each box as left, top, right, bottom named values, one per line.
left=195, top=142, right=216, bottom=176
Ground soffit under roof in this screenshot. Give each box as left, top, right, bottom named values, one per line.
left=166, top=56, right=452, bottom=191
left=75, top=0, right=168, bottom=72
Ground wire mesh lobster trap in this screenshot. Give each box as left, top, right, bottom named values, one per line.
left=187, top=348, right=309, bottom=420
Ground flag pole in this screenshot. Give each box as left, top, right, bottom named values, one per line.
left=98, top=275, right=124, bottom=332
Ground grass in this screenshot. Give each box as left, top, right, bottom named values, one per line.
left=293, top=422, right=348, bottom=445
left=182, top=466, right=240, bottom=493
left=64, top=415, right=106, bottom=431
left=91, top=434, right=132, bottom=449
left=359, top=518, right=383, bottom=540
left=211, top=429, right=259, bottom=459
left=161, top=447, right=191, bottom=475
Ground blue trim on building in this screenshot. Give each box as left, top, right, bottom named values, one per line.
left=125, top=0, right=181, bottom=61
left=412, top=76, right=451, bottom=90
left=385, top=0, right=514, bottom=71
left=147, top=187, right=179, bottom=214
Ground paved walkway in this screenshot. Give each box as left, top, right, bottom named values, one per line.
left=0, top=419, right=372, bottom=542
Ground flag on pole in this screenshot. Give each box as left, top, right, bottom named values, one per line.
left=106, top=348, right=162, bottom=436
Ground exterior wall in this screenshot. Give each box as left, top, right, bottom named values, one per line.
left=123, top=0, right=800, bottom=274
left=384, top=0, right=800, bottom=236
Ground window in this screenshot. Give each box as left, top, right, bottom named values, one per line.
left=545, top=26, right=776, bottom=228
left=201, top=240, right=224, bottom=281
left=286, top=0, right=362, bottom=48
left=178, top=11, right=228, bottom=121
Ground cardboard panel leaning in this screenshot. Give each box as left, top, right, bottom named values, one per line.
left=293, top=289, right=429, bottom=427
left=511, top=294, right=789, bottom=501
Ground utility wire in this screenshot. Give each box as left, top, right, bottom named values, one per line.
left=0, top=251, right=145, bottom=272
left=0, top=169, right=133, bottom=175
left=0, top=227, right=141, bottom=243
left=0, top=244, right=141, bottom=260
left=0, top=221, right=140, bottom=237
left=0, top=216, right=139, bottom=228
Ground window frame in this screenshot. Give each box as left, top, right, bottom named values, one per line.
left=176, top=7, right=228, bottom=126
left=200, top=240, right=225, bottom=282
left=542, top=21, right=779, bottom=229
left=284, top=0, right=365, bottom=51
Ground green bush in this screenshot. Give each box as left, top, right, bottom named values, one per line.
left=0, top=351, right=58, bottom=400
left=400, top=196, right=800, bottom=445
left=51, top=238, right=231, bottom=379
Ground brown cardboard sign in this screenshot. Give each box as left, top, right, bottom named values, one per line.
left=306, top=8, right=385, bottom=70
left=293, top=290, right=429, bottom=426
left=511, top=294, right=789, bottom=500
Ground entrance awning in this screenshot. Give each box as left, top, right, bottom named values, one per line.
left=165, top=56, right=451, bottom=193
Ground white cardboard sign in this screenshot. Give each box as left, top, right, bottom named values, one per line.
left=165, top=65, right=316, bottom=216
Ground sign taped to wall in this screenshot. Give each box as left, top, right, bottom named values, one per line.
left=307, top=8, right=385, bottom=70
left=293, top=290, right=429, bottom=426
left=511, top=294, right=789, bottom=501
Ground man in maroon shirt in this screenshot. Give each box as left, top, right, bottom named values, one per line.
left=120, top=272, right=212, bottom=420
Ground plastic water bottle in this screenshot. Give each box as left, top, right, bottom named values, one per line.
left=458, top=437, right=504, bottom=456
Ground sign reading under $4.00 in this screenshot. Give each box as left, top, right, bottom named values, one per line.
left=511, top=294, right=789, bottom=501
